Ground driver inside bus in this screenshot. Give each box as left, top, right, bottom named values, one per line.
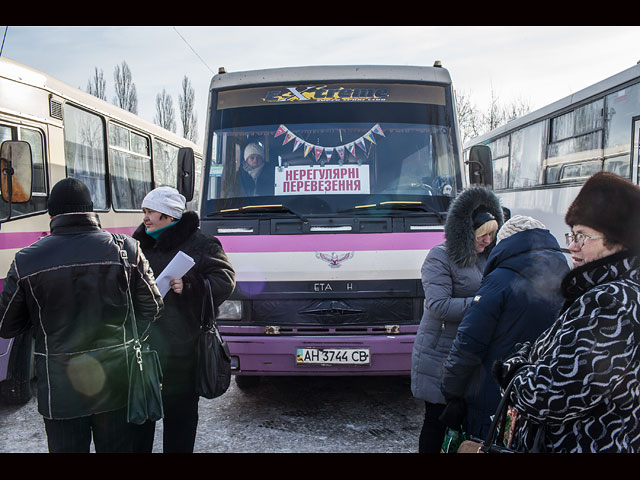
left=239, top=142, right=274, bottom=196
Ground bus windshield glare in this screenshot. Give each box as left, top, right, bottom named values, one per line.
left=207, top=83, right=459, bottom=214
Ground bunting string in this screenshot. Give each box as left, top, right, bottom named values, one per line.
left=274, top=124, right=385, bottom=163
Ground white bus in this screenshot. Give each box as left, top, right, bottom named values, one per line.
left=200, top=63, right=468, bottom=388
left=0, top=57, right=202, bottom=404
left=464, top=61, right=640, bottom=251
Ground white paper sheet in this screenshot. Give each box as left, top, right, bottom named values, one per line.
left=155, top=251, right=195, bottom=297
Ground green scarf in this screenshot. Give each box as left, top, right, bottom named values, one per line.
left=145, top=220, right=179, bottom=240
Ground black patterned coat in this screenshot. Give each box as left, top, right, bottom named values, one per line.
left=502, top=250, right=640, bottom=452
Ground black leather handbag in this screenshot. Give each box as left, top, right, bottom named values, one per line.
left=113, top=234, right=164, bottom=425
left=195, top=278, right=232, bottom=399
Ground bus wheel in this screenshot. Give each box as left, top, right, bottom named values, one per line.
left=235, top=375, right=261, bottom=390
left=0, top=332, right=34, bottom=405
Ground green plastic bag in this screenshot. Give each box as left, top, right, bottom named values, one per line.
left=441, top=428, right=466, bottom=453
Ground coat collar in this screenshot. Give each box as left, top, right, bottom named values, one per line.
left=133, top=210, right=199, bottom=251
left=561, top=249, right=640, bottom=303
left=50, top=212, right=102, bottom=234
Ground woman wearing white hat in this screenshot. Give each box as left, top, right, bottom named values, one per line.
left=132, top=186, right=236, bottom=453
left=239, top=142, right=274, bottom=196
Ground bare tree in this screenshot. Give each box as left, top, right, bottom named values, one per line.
left=154, top=89, right=177, bottom=133
left=178, top=75, right=198, bottom=143
left=483, top=87, right=506, bottom=132
left=457, top=87, right=533, bottom=142
left=113, top=61, right=138, bottom=114
left=503, top=96, right=532, bottom=123
left=455, top=89, right=483, bottom=144
left=86, top=67, right=107, bottom=101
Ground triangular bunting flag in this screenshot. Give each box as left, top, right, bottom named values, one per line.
left=283, top=131, right=295, bottom=144
left=364, top=132, right=376, bottom=144
left=314, top=146, right=324, bottom=161
left=372, top=124, right=385, bottom=136
left=325, top=147, right=333, bottom=162
left=304, top=143, right=313, bottom=157
left=275, top=125, right=287, bottom=137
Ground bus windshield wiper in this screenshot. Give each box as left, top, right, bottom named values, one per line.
left=213, top=204, right=309, bottom=223
left=339, top=201, right=445, bottom=224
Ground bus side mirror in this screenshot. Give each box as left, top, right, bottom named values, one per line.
left=0, top=140, right=33, bottom=203
left=467, top=145, right=493, bottom=188
left=177, top=147, right=195, bottom=202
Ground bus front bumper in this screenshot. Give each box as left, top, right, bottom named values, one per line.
left=221, top=331, right=416, bottom=376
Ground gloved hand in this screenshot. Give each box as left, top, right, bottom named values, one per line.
left=492, top=359, right=526, bottom=389
left=438, top=398, right=466, bottom=431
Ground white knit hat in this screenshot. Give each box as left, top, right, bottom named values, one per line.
left=496, top=215, right=546, bottom=244
left=142, top=186, right=186, bottom=219
left=244, top=142, right=264, bottom=161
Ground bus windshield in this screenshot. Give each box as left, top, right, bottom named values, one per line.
left=206, top=82, right=459, bottom=215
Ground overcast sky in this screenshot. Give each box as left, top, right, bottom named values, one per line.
left=1, top=26, right=639, bottom=145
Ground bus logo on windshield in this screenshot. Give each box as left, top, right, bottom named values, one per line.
left=315, top=251, right=354, bottom=268
left=264, top=85, right=389, bottom=103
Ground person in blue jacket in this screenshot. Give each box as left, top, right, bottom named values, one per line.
left=439, top=215, right=570, bottom=440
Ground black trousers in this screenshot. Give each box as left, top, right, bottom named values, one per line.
left=418, top=402, right=447, bottom=453
left=43, top=407, right=136, bottom=453
left=134, top=391, right=200, bottom=453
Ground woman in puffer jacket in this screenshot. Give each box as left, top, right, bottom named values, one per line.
left=494, top=172, right=640, bottom=452
left=411, top=186, right=503, bottom=453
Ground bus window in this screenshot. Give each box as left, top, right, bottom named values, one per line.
left=108, top=123, right=152, bottom=210
left=488, top=136, right=509, bottom=189
left=63, top=103, right=108, bottom=209
left=548, top=99, right=604, bottom=166
left=0, top=124, right=47, bottom=221
left=152, top=138, right=179, bottom=188
left=560, top=159, right=602, bottom=182
left=605, top=83, right=640, bottom=176
left=510, top=121, right=545, bottom=188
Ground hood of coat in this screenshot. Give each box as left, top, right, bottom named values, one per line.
left=444, top=186, right=504, bottom=268
left=484, top=228, right=570, bottom=307
left=133, top=210, right=199, bottom=251
left=485, top=228, right=568, bottom=280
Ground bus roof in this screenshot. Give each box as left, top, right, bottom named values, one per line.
left=0, top=56, right=201, bottom=152
left=210, top=64, right=453, bottom=91
left=465, top=61, right=640, bottom=149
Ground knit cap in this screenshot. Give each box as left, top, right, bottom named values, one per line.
left=244, top=142, right=264, bottom=161
left=48, top=177, right=94, bottom=216
left=142, top=186, right=186, bottom=219
left=496, top=215, right=546, bottom=244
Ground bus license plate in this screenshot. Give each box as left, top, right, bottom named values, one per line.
left=296, top=348, right=370, bottom=365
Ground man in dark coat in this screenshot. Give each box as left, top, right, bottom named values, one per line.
left=440, top=215, right=569, bottom=440
left=0, top=178, right=163, bottom=453
left=132, top=186, right=235, bottom=453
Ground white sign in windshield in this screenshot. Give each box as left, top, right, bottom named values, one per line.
left=274, top=165, right=370, bottom=195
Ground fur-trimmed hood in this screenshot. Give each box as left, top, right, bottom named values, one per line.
left=445, top=186, right=504, bottom=268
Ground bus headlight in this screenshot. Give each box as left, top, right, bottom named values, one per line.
left=217, top=300, right=243, bottom=320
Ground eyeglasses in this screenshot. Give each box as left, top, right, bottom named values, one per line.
left=565, top=232, right=603, bottom=248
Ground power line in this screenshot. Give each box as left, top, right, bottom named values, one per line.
left=0, top=26, right=8, bottom=58
left=173, top=27, right=215, bottom=75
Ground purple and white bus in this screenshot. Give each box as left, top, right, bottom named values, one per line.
left=200, top=63, right=472, bottom=388
left=0, top=58, right=202, bottom=404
